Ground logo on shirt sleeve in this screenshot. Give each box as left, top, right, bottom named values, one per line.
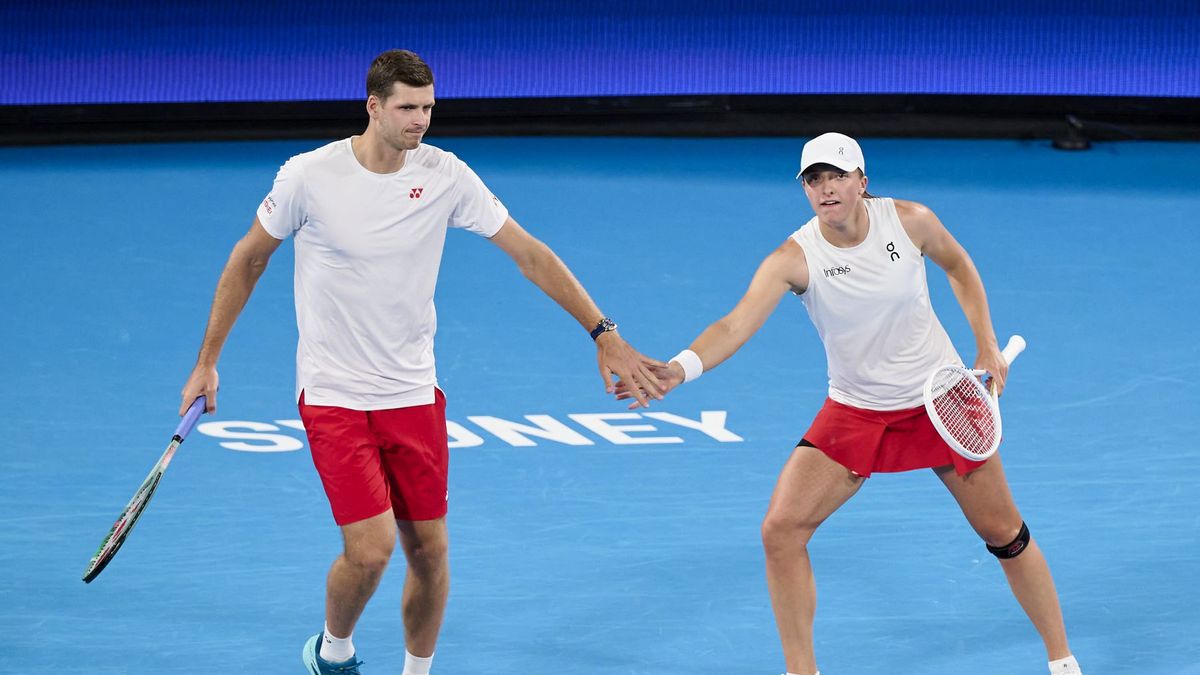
left=261, top=195, right=276, bottom=215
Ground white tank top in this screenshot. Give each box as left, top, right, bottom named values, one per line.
left=790, top=198, right=960, bottom=410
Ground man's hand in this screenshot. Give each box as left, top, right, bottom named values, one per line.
left=181, top=365, right=219, bottom=415
left=614, top=359, right=684, bottom=410
left=595, top=332, right=665, bottom=408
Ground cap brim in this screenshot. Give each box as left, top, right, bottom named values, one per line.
left=797, top=159, right=861, bottom=177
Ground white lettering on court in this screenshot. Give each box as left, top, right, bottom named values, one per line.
left=195, top=421, right=304, bottom=452
left=466, top=415, right=593, bottom=447
left=567, top=413, right=682, bottom=445
left=642, top=411, right=743, bottom=442
left=446, top=421, right=485, bottom=448
left=197, top=411, right=742, bottom=451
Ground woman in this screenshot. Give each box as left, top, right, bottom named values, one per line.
left=620, top=133, right=1081, bottom=675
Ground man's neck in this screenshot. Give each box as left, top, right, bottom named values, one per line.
left=351, top=130, right=407, bottom=174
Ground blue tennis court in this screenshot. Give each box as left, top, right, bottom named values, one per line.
left=3, top=136, right=1198, bottom=673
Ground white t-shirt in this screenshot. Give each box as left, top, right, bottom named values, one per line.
left=256, top=138, right=509, bottom=410
left=791, top=197, right=960, bottom=410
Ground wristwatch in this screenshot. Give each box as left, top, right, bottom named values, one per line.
left=589, top=317, right=617, bottom=340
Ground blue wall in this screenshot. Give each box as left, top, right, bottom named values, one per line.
left=4, top=0, right=1198, bottom=105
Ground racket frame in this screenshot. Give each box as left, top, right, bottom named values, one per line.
left=922, top=335, right=1026, bottom=462
left=81, top=396, right=206, bottom=583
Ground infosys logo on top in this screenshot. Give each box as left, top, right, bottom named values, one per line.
left=823, top=265, right=851, bottom=278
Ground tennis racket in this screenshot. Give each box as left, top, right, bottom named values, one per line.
left=82, top=396, right=206, bottom=583
left=923, top=335, right=1026, bottom=462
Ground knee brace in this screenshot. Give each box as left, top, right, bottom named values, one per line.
left=986, top=521, right=1030, bottom=559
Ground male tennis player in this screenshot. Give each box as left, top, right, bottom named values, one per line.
left=179, top=49, right=663, bottom=675
left=616, top=133, right=1082, bottom=675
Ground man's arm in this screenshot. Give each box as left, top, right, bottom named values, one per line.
left=896, top=199, right=1007, bottom=392
left=487, top=217, right=663, bottom=407
left=179, top=218, right=283, bottom=414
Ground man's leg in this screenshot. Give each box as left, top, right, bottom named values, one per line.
left=325, top=509, right=399, bottom=639
left=396, top=518, right=450, bottom=660
left=935, top=454, right=1072, bottom=661
left=762, top=445, right=865, bottom=675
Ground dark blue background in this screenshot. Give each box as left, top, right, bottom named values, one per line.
left=3, top=0, right=1198, bottom=104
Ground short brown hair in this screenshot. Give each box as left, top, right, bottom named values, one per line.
left=367, top=50, right=434, bottom=100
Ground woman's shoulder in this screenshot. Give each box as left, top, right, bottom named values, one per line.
left=883, top=199, right=944, bottom=237
left=886, top=197, right=948, bottom=251
left=888, top=197, right=935, bottom=221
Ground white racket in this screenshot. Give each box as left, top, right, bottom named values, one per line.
left=923, top=335, right=1026, bottom=461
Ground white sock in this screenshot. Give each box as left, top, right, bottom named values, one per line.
left=785, top=671, right=819, bottom=675
left=403, top=649, right=435, bottom=675
left=319, top=623, right=355, bottom=663
left=1049, top=655, right=1081, bottom=674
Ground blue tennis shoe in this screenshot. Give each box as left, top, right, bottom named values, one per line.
left=302, top=633, right=364, bottom=674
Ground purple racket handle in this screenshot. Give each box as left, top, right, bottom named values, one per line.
left=173, top=396, right=207, bottom=440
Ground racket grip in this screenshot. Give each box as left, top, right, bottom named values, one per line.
left=1001, top=335, right=1027, bottom=365
left=174, top=396, right=207, bottom=440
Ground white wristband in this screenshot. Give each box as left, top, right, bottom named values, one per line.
left=670, top=349, right=704, bottom=383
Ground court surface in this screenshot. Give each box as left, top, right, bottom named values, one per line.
left=3, top=135, right=1198, bottom=674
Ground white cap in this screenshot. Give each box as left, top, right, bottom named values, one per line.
left=797, top=132, right=865, bottom=178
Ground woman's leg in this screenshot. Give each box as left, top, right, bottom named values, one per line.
left=935, top=454, right=1071, bottom=660
left=762, top=445, right=865, bottom=675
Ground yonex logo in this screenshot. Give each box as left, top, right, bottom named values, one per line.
left=410, top=187, right=424, bottom=199
left=261, top=196, right=276, bottom=215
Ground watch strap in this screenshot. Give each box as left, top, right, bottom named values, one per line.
left=589, top=317, right=617, bottom=340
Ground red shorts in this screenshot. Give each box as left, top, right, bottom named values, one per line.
left=801, top=397, right=987, bottom=477
left=298, top=389, right=449, bottom=525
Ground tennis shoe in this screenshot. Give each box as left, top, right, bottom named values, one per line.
left=302, top=633, right=364, bottom=674
left=1049, top=655, right=1082, bottom=674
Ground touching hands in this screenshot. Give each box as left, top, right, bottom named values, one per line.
left=595, top=332, right=667, bottom=408
left=614, top=359, right=684, bottom=410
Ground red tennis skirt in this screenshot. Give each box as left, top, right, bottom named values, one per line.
left=801, top=397, right=988, bottom=477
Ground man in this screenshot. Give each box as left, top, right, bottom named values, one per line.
left=179, top=49, right=663, bottom=675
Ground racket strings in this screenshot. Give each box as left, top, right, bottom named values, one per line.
left=930, top=370, right=997, bottom=457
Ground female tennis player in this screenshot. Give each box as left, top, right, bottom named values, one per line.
left=618, top=133, right=1082, bottom=675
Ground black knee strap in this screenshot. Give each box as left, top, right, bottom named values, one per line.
left=987, top=521, right=1030, bottom=559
